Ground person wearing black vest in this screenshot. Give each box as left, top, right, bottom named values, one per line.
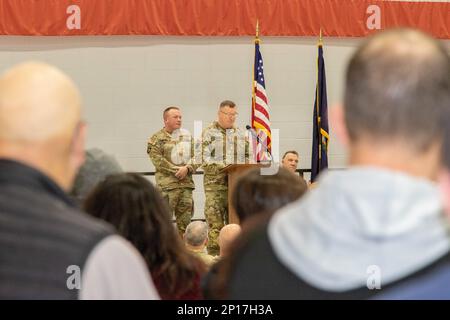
left=0, top=62, right=159, bottom=299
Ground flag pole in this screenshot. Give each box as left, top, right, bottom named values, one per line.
left=255, top=20, right=260, bottom=43
left=250, top=20, right=259, bottom=162
left=252, top=20, right=259, bottom=128
left=319, top=28, right=323, bottom=46
left=316, top=29, right=322, bottom=161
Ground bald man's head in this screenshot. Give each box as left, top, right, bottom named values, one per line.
left=0, top=62, right=82, bottom=142
left=0, top=62, right=86, bottom=190
left=218, top=224, right=241, bottom=257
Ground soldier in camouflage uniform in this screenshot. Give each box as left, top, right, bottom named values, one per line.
left=201, top=100, right=249, bottom=255
left=147, top=106, right=198, bottom=236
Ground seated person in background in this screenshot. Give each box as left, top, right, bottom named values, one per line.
left=232, top=167, right=308, bottom=226
left=184, top=221, right=216, bottom=267
left=218, top=224, right=241, bottom=259
left=84, top=173, right=207, bottom=300
left=70, top=148, right=122, bottom=204
left=201, top=223, right=241, bottom=298
left=281, top=150, right=299, bottom=173
left=281, top=150, right=314, bottom=186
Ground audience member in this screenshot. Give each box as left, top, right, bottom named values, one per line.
left=71, top=148, right=122, bottom=204
left=232, top=167, right=307, bottom=225
left=218, top=224, right=241, bottom=258
left=374, top=111, right=450, bottom=300
left=84, top=173, right=207, bottom=299
left=184, top=221, right=216, bottom=267
left=0, top=62, right=158, bottom=299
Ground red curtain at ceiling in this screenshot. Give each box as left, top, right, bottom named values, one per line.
left=0, top=0, right=448, bottom=38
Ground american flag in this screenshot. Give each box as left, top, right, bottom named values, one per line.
left=251, top=39, right=272, bottom=162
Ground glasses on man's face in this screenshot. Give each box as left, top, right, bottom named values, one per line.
left=221, top=111, right=238, bottom=118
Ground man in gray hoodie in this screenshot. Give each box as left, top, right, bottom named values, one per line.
left=221, top=28, right=450, bottom=299
left=372, top=110, right=450, bottom=300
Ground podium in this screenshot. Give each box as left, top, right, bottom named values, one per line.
left=221, top=163, right=271, bottom=224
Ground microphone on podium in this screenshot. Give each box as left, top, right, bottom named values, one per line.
left=245, top=125, right=272, bottom=162
left=245, top=125, right=256, bottom=136
left=245, top=125, right=260, bottom=144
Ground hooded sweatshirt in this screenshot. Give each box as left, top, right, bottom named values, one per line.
left=268, top=167, right=450, bottom=292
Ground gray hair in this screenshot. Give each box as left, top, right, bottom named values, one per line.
left=184, top=221, right=209, bottom=246
left=71, top=148, right=123, bottom=203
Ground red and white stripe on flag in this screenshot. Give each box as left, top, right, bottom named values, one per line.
left=252, top=42, right=272, bottom=162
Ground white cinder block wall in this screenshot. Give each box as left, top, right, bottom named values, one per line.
left=1, top=35, right=448, bottom=219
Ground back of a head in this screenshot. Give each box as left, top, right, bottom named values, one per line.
left=0, top=61, right=81, bottom=144
left=218, top=224, right=241, bottom=257
left=84, top=172, right=204, bottom=299
left=0, top=62, right=84, bottom=191
left=84, top=173, right=175, bottom=265
left=345, top=29, right=450, bottom=151
left=232, top=167, right=308, bottom=223
left=71, top=148, right=123, bottom=204
left=184, top=221, right=209, bottom=247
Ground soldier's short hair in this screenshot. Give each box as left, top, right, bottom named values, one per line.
left=219, top=100, right=236, bottom=109
left=282, top=150, right=299, bottom=160
left=344, top=28, right=450, bottom=151
left=163, top=106, right=180, bottom=120
left=184, top=221, right=209, bottom=246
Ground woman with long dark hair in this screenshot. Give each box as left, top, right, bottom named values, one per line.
left=84, top=173, right=206, bottom=299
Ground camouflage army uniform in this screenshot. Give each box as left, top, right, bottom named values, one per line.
left=147, top=128, right=198, bottom=235
left=201, top=121, right=249, bottom=255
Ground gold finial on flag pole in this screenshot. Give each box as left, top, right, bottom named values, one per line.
left=319, top=28, right=323, bottom=45
left=255, top=20, right=260, bottom=44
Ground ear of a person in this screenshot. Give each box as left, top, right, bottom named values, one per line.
left=438, top=168, right=450, bottom=216
left=71, top=121, right=87, bottom=171
left=329, top=104, right=349, bottom=148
